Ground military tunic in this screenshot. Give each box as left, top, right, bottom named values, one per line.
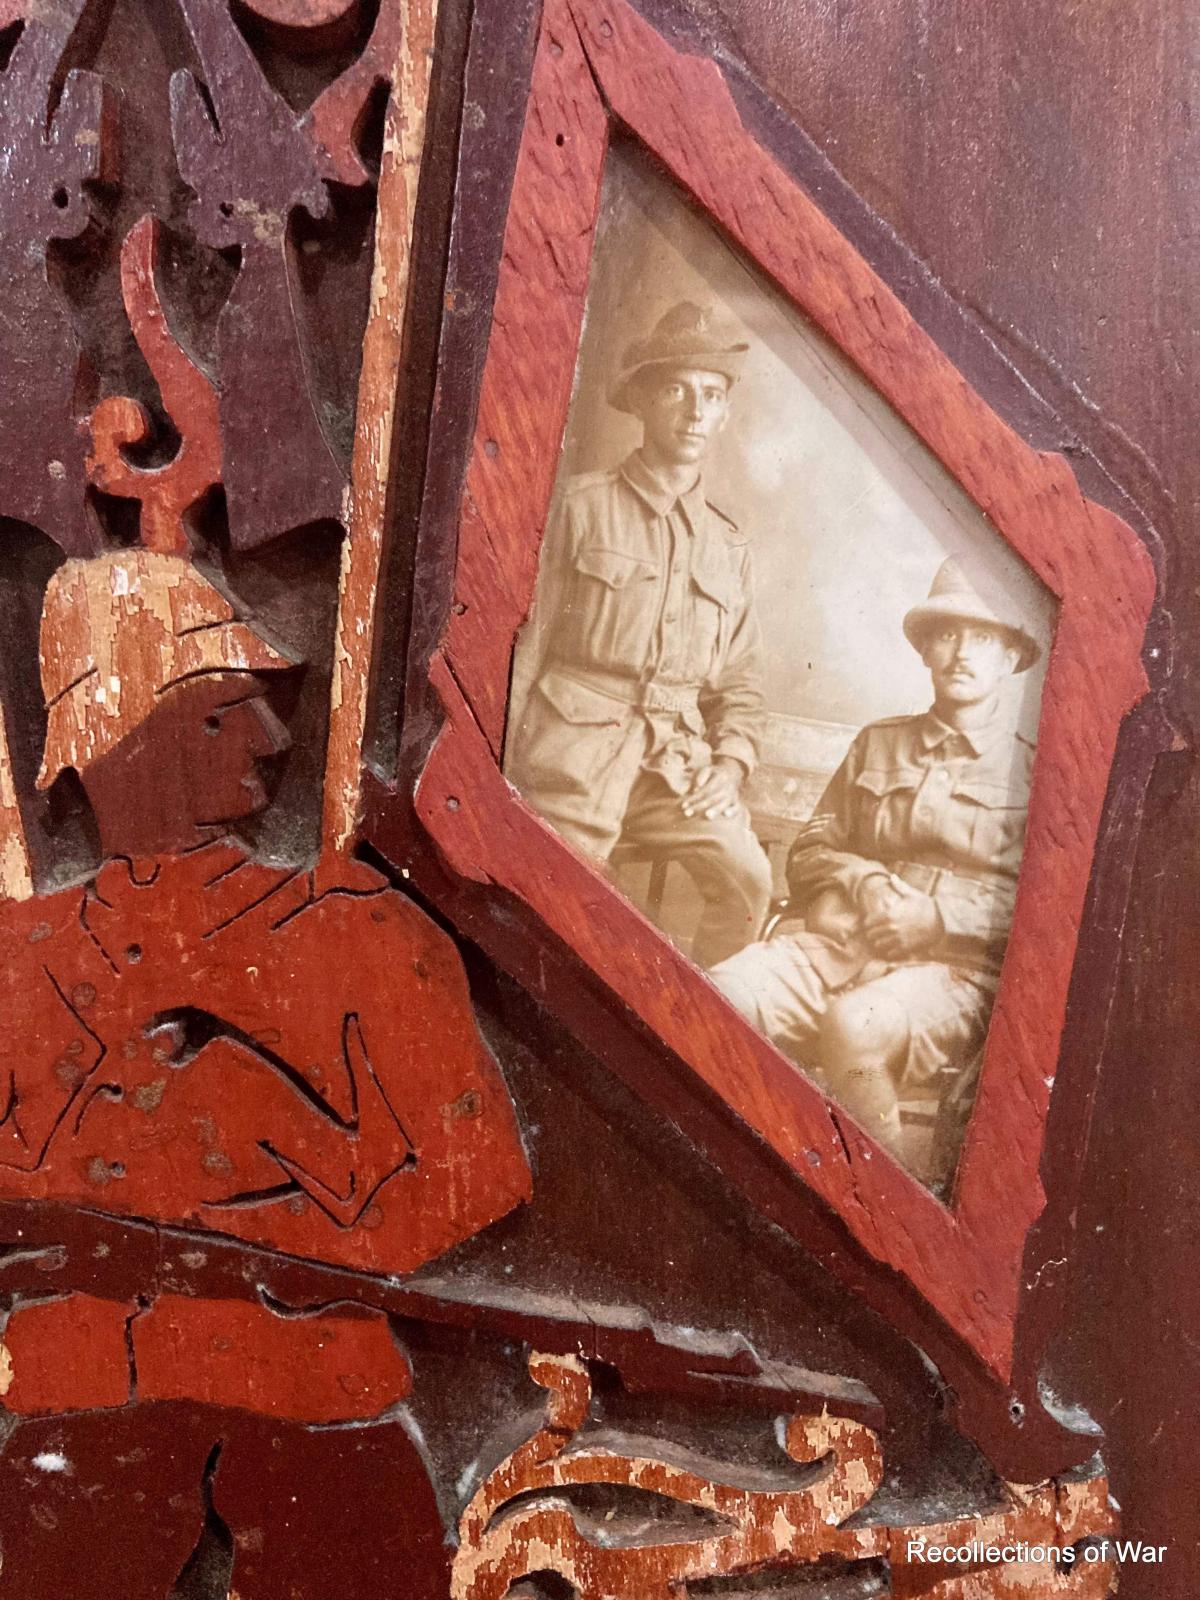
left=710, top=705, right=1034, bottom=1085
left=505, top=450, right=772, bottom=966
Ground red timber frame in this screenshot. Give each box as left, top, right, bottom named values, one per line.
left=386, top=0, right=1155, bottom=1468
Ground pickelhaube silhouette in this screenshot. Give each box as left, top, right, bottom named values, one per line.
left=37, top=550, right=295, bottom=789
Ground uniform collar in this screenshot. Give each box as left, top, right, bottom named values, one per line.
left=918, top=706, right=1012, bottom=759
left=619, top=451, right=707, bottom=527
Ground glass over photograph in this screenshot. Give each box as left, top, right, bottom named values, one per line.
left=504, top=144, right=1055, bottom=1194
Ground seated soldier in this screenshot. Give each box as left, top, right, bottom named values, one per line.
left=506, top=301, right=772, bottom=968
left=709, top=558, right=1041, bottom=1175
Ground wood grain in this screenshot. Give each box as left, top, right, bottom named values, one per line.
left=322, top=0, right=439, bottom=860
left=0, top=842, right=531, bottom=1274
left=452, top=1351, right=1117, bottom=1599
left=0, top=1, right=114, bottom=557
left=412, top=0, right=1155, bottom=1394
left=85, top=216, right=221, bottom=558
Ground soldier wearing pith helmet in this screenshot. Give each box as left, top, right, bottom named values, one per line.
left=36, top=548, right=297, bottom=859
left=902, top=556, right=1040, bottom=672
left=506, top=300, right=773, bottom=969
left=710, top=556, right=1042, bottom=1183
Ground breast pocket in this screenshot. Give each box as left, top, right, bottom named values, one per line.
left=687, top=563, right=735, bottom=670
left=573, top=545, right=660, bottom=667
left=851, top=766, right=921, bottom=855
left=950, top=777, right=1029, bottom=868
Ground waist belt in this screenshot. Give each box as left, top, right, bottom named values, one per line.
left=892, top=859, right=1007, bottom=894
left=548, top=665, right=701, bottom=717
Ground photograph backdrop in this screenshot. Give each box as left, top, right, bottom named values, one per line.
left=557, top=142, right=1055, bottom=742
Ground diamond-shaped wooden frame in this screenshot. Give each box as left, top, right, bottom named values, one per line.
left=398, top=0, right=1154, bottom=1457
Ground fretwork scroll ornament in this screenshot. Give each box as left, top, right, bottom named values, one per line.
left=85, top=214, right=221, bottom=558
left=0, top=0, right=115, bottom=558
left=453, top=1354, right=1118, bottom=1600
left=238, top=0, right=417, bottom=188
left=0, top=842, right=531, bottom=1271
left=168, top=0, right=399, bottom=547
left=0, top=0, right=529, bottom=1279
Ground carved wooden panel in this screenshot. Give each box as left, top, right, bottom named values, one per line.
left=0, top=0, right=1188, bottom=1596
left=375, top=0, right=1158, bottom=1472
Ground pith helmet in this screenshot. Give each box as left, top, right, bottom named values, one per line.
left=38, top=550, right=296, bottom=788
left=903, top=557, right=1042, bottom=673
left=609, top=301, right=749, bottom=415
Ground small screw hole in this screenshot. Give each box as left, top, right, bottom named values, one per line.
left=125, top=944, right=142, bottom=964
left=446, top=796, right=460, bottom=812
left=52, top=186, right=69, bottom=209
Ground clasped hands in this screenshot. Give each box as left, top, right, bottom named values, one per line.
left=681, top=755, right=745, bottom=819
left=857, top=873, right=943, bottom=960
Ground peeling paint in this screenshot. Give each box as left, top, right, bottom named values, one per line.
left=451, top=1351, right=1116, bottom=1598
left=320, top=0, right=439, bottom=858
left=38, top=551, right=293, bottom=788
left=0, top=693, right=33, bottom=900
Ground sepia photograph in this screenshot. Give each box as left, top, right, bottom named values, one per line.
left=504, top=144, right=1055, bottom=1191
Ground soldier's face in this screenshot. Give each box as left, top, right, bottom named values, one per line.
left=923, top=623, right=1020, bottom=706
left=79, top=672, right=292, bottom=858
left=635, top=366, right=730, bottom=467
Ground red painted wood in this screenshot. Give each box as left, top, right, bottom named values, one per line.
left=414, top=0, right=1155, bottom=1387
left=132, top=1293, right=413, bottom=1421
left=2, top=1289, right=412, bottom=1422
left=442, top=0, right=609, bottom=751
left=0, top=1400, right=452, bottom=1600
left=85, top=216, right=221, bottom=558
left=2, top=1293, right=134, bottom=1414
left=0, top=844, right=531, bottom=1275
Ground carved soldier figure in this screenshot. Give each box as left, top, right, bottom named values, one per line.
left=710, top=558, right=1040, bottom=1173
left=0, top=544, right=530, bottom=1270
left=506, top=301, right=772, bottom=967
left=37, top=549, right=297, bottom=858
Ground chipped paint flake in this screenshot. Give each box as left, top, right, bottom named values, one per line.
left=320, top=0, right=439, bottom=859
left=451, top=1352, right=1117, bottom=1599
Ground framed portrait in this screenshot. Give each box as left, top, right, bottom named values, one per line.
left=503, top=142, right=1056, bottom=1195
left=393, top=0, right=1156, bottom=1447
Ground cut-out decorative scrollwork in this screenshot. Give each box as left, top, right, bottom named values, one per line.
left=452, top=1354, right=1117, bottom=1599
left=0, top=0, right=115, bottom=555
